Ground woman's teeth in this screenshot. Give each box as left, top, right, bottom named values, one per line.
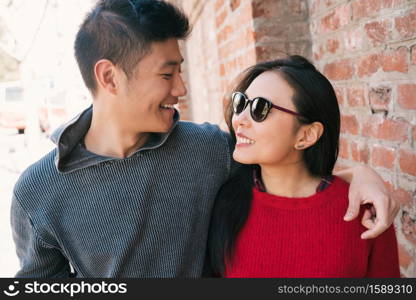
left=237, top=136, right=255, bottom=144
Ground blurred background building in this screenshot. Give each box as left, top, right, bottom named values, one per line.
left=0, top=0, right=95, bottom=276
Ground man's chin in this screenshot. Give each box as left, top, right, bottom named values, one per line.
left=152, top=122, right=174, bottom=134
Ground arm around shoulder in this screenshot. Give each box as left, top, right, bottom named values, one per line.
left=334, top=164, right=399, bottom=239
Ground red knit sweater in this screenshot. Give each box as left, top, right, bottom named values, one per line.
left=225, top=176, right=400, bottom=278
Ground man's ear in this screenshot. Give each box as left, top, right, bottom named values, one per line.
left=294, top=122, right=324, bottom=150
left=94, top=59, right=120, bottom=95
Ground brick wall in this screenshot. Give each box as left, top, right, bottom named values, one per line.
left=310, top=0, right=416, bottom=277
left=174, top=0, right=416, bottom=277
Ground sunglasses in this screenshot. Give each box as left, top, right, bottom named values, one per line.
left=232, top=92, right=302, bottom=122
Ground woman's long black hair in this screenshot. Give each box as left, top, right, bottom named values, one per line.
left=206, top=55, right=341, bottom=276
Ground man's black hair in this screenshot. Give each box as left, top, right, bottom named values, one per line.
left=74, top=0, right=190, bottom=94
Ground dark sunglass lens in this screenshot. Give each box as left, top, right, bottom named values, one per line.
left=233, top=93, right=246, bottom=114
left=251, top=98, right=269, bottom=121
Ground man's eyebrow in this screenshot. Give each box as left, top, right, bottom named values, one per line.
left=160, top=58, right=184, bottom=68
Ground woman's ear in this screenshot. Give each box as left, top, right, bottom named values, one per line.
left=294, top=122, right=324, bottom=150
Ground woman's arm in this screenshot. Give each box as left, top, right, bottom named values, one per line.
left=334, top=165, right=400, bottom=239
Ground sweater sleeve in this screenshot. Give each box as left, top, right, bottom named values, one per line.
left=366, top=225, right=401, bottom=278
left=11, top=193, right=72, bottom=278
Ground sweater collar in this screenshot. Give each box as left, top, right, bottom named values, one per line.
left=50, top=105, right=180, bottom=173
left=253, top=176, right=341, bottom=210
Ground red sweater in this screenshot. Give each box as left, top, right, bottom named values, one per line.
left=225, top=176, right=400, bottom=278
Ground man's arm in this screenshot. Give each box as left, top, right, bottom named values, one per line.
left=334, top=165, right=400, bottom=240
left=11, top=194, right=72, bottom=278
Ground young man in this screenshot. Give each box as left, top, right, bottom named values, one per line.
left=11, top=0, right=398, bottom=278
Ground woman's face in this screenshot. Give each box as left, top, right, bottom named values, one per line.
left=232, top=71, right=301, bottom=167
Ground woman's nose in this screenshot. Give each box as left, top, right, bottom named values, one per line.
left=232, top=106, right=251, bottom=128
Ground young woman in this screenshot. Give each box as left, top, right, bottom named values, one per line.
left=207, top=55, right=400, bottom=278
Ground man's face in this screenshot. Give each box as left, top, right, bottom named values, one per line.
left=116, top=38, right=186, bottom=133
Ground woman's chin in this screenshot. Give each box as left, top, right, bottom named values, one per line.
left=233, top=152, right=257, bottom=165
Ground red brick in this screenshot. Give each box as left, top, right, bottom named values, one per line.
left=215, top=0, right=225, bottom=12
left=324, top=59, right=354, bottom=80
left=215, top=9, right=227, bottom=28
left=252, top=0, right=284, bottom=19
left=351, top=141, right=369, bottom=163
left=334, top=86, right=344, bottom=105
left=395, top=9, right=416, bottom=40
left=252, top=0, right=267, bottom=18
left=230, top=0, right=241, bottom=11
left=219, top=42, right=229, bottom=60
left=398, top=84, right=416, bottom=110
left=320, top=4, right=350, bottom=33
left=225, top=59, right=237, bottom=73
left=255, top=22, right=309, bottom=43
left=236, top=1, right=253, bottom=25
left=244, top=27, right=255, bottom=46
left=393, top=187, right=412, bottom=205
left=347, top=86, right=366, bottom=107
left=217, top=25, right=232, bottom=44
left=339, top=137, right=349, bottom=159
left=320, top=10, right=336, bottom=33
left=326, top=38, right=340, bottom=53
left=369, top=86, right=392, bottom=111
left=371, top=145, right=395, bottom=169
left=352, top=0, right=393, bottom=20
left=256, top=44, right=288, bottom=62
left=362, top=115, right=409, bottom=142
left=222, top=27, right=252, bottom=57
left=219, top=63, right=225, bottom=76
left=341, top=114, right=359, bottom=135
left=399, top=149, right=416, bottom=176
left=381, top=47, right=408, bottom=73
left=357, top=53, right=380, bottom=78
left=323, top=0, right=334, bottom=8
left=364, top=20, right=391, bottom=46
left=412, top=45, right=416, bottom=65
left=336, top=4, right=351, bottom=27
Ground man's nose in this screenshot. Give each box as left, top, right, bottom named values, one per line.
left=171, top=73, right=187, bottom=97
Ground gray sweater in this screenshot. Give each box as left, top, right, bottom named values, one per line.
left=11, top=106, right=234, bottom=278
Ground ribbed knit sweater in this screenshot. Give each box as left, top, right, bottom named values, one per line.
left=11, top=106, right=234, bottom=278
left=225, top=176, right=400, bottom=278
